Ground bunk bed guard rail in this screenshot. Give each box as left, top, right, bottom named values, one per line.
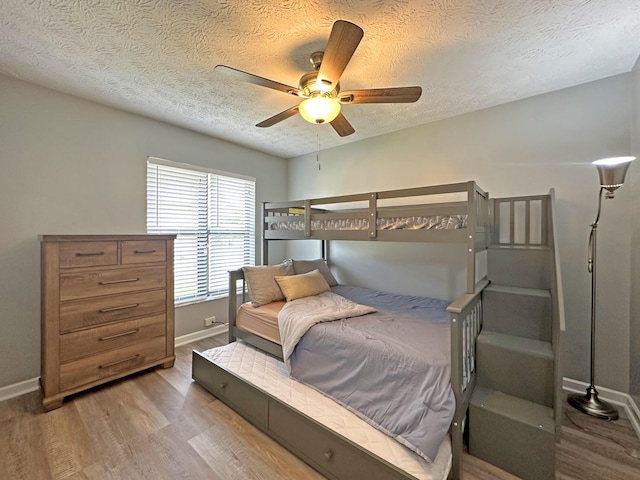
left=262, top=181, right=489, bottom=294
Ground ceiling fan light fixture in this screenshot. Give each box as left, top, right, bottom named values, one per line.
left=298, top=95, right=341, bottom=124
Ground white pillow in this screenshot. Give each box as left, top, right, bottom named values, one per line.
left=242, top=260, right=294, bottom=307
left=275, top=269, right=330, bottom=302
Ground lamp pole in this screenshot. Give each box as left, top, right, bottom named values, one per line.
left=568, top=187, right=618, bottom=420
left=567, top=155, right=635, bottom=420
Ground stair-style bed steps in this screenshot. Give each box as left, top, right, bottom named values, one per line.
left=476, top=330, right=554, bottom=407
left=467, top=192, right=564, bottom=480
left=482, top=284, right=552, bottom=341
left=487, top=246, right=551, bottom=290
left=469, top=386, right=556, bottom=480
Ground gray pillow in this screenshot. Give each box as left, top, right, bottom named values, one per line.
left=292, top=259, right=338, bottom=287
left=242, top=259, right=294, bottom=306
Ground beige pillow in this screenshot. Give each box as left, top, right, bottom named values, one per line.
left=242, top=260, right=294, bottom=307
left=292, top=259, right=338, bottom=286
left=275, top=269, right=331, bottom=302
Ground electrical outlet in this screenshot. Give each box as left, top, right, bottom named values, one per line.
left=204, top=316, right=216, bottom=327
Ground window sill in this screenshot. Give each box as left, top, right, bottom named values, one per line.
left=176, top=295, right=228, bottom=308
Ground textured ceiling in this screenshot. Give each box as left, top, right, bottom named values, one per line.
left=1, top=1, right=639, bottom=158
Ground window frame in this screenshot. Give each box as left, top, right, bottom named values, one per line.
left=146, top=156, right=256, bottom=305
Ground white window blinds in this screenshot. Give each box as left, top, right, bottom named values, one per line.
left=147, top=158, right=255, bottom=304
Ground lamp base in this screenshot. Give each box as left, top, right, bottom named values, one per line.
left=568, top=386, right=618, bottom=421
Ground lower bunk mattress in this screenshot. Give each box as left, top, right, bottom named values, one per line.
left=195, top=341, right=452, bottom=480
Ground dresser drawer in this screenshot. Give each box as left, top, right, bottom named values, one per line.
left=60, top=265, right=166, bottom=301
left=59, top=241, right=118, bottom=268
left=59, top=336, right=167, bottom=391
left=59, top=314, right=166, bottom=363
left=59, top=289, right=166, bottom=332
left=121, top=240, right=167, bottom=264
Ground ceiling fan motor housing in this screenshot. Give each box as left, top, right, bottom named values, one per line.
left=299, top=54, right=339, bottom=96
left=310, top=51, right=324, bottom=70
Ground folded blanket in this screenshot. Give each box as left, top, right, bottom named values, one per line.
left=278, top=291, right=376, bottom=368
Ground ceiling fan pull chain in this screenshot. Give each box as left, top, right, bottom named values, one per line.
left=317, top=133, right=321, bottom=171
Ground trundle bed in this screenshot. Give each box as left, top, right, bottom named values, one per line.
left=192, top=181, right=490, bottom=480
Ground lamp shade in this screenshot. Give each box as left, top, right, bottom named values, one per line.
left=592, top=156, right=635, bottom=192
left=298, top=96, right=341, bottom=124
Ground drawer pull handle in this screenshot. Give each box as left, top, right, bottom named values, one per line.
left=75, top=252, right=105, bottom=257
left=133, top=249, right=157, bottom=254
left=99, top=303, right=139, bottom=313
left=99, top=329, right=140, bottom=341
left=324, top=450, right=334, bottom=461
left=98, top=354, right=140, bottom=369
left=98, top=278, right=140, bottom=285
left=219, top=382, right=227, bottom=389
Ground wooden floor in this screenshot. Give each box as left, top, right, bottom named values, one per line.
left=1, top=334, right=639, bottom=480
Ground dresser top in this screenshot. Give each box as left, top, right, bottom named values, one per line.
left=39, top=234, right=177, bottom=242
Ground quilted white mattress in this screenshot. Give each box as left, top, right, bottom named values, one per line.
left=200, top=341, right=452, bottom=480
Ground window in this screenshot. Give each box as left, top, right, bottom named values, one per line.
left=147, top=157, right=255, bottom=304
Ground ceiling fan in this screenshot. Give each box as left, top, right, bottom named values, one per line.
left=215, top=20, right=422, bottom=137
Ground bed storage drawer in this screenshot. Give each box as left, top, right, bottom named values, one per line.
left=269, top=401, right=406, bottom=480
left=193, top=358, right=268, bottom=429
left=192, top=347, right=432, bottom=480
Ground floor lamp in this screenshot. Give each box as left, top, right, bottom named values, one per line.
left=568, top=155, right=635, bottom=420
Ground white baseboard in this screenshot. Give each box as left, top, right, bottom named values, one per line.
left=564, top=377, right=640, bottom=439
left=0, top=377, right=40, bottom=403
left=174, top=323, right=228, bottom=347
left=0, top=325, right=229, bottom=403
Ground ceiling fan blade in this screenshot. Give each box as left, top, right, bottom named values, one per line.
left=317, top=20, right=364, bottom=90
left=330, top=112, right=355, bottom=137
left=256, top=106, right=300, bottom=128
left=339, top=86, right=422, bottom=104
left=215, top=65, right=302, bottom=97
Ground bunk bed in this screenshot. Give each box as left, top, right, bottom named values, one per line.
left=192, top=181, right=490, bottom=480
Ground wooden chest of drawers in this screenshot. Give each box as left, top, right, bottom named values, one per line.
left=40, top=234, right=176, bottom=411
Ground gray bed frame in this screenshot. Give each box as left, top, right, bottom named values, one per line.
left=192, top=181, right=490, bottom=480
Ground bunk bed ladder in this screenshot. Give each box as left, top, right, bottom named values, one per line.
left=468, top=190, right=565, bottom=480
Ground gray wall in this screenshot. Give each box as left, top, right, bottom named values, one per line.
left=631, top=59, right=640, bottom=396
left=0, top=74, right=287, bottom=389
left=288, top=74, right=636, bottom=393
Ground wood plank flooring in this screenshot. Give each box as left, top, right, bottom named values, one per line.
left=1, top=334, right=639, bottom=479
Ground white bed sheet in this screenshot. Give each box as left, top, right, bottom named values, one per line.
left=200, top=341, right=452, bottom=480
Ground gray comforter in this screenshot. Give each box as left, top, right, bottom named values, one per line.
left=288, top=285, right=455, bottom=463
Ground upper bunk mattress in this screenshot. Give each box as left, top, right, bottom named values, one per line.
left=200, top=341, right=452, bottom=480
left=269, top=215, right=467, bottom=231
left=288, top=285, right=455, bottom=464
